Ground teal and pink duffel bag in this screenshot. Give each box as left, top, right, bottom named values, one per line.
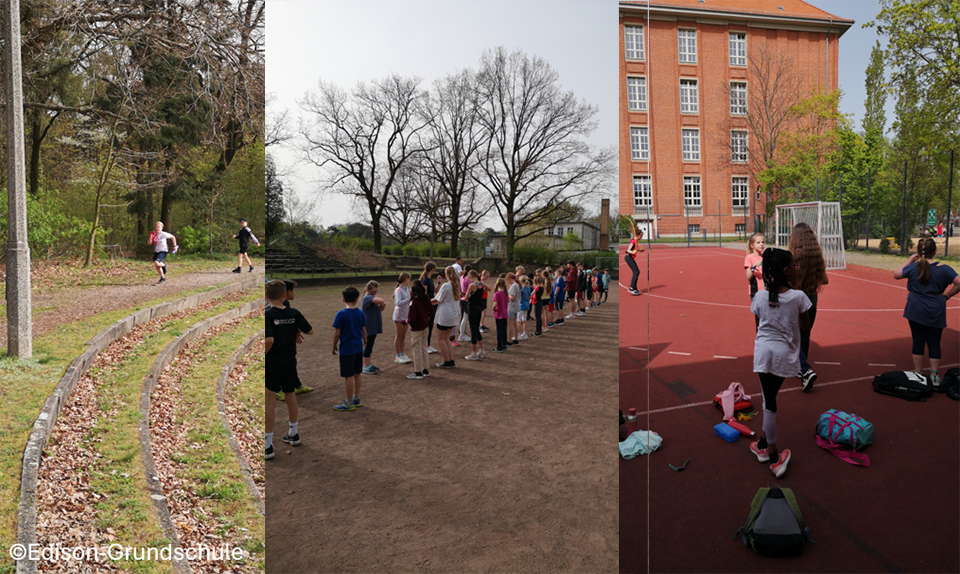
left=814, top=409, right=873, bottom=467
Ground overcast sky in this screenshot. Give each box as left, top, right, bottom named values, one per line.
left=266, top=0, right=891, bottom=230
left=266, top=0, right=617, bottom=229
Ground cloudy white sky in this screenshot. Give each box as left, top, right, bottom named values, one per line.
left=266, top=0, right=617, bottom=229
left=266, top=0, right=891, bottom=230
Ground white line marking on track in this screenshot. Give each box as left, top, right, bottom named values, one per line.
left=815, top=362, right=841, bottom=365
left=667, top=351, right=692, bottom=356
left=628, top=347, right=648, bottom=351
left=869, top=363, right=897, bottom=367
left=714, top=355, right=738, bottom=359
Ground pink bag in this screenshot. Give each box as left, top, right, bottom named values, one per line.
left=716, top=383, right=752, bottom=422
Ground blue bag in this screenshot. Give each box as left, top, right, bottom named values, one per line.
left=815, top=409, right=873, bottom=467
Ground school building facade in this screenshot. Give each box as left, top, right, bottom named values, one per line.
left=619, top=0, right=853, bottom=238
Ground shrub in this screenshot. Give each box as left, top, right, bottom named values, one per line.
left=178, top=226, right=207, bottom=254
left=512, top=245, right=558, bottom=265
left=879, top=237, right=890, bottom=254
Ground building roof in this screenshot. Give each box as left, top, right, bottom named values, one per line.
left=621, top=0, right=853, bottom=26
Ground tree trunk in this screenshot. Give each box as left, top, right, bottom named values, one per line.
left=160, top=156, right=175, bottom=230
left=85, top=124, right=119, bottom=266
left=29, top=114, right=40, bottom=196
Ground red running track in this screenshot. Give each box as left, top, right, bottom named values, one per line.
left=619, top=245, right=960, bottom=573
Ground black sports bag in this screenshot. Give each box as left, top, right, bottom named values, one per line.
left=872, top=371, right=932, bottom=402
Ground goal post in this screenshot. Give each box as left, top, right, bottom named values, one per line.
left=775, top=202, right=846, bottom=270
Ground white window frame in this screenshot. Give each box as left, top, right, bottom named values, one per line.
left=624, top=25, right=645, bottom=60
left=629, top=126, right=650, bottom=161
left=678, top=29, right=697, bottom=64
left=730, top=82, right=747, bottom=116
left=732, top=176, right=749, bottom=215
left=683, top=176, right=702, bottom=217
left=633, top=175, right=652, bottom=216
left=681, top=129, right=700, bottom=162
left=731, top=130, right=748, bottom=163
left=627, top=76, right=647, bottom=112
left=729, top=32, right=747, bottom=67
left=735, top=223, right=746, bottom=234
left=679, top=78, right=699, bottom=114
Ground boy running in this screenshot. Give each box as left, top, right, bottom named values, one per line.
left=148, top=221, right=178, bottom=285
left=233, top=218, right=260, bottom=273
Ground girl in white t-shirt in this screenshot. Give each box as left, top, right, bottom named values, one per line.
left=393, top=272, right=412, bottom=364
left=431, top=267, right=462, bottom=368
left=750, top=248, right=811, bottom=478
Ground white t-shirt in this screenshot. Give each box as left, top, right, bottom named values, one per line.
left=392, top=285, right=410, bottom=322
left=452, top=263, right=463, bottom=277
left=153, top=231, right=174, bottom=253
left=752, top=289, right=812, bottom=378
left=434, top=282, right=459, bottom=327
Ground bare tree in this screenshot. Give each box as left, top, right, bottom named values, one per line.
left=381, top=165, right=429, bottom=246
left=298, top=74, right=428, bottom=252
left=474, top=47, right=613, bottom=260
left=714, top=47, right=803, bottom=203
left=420, top=69, right=487, bottom=255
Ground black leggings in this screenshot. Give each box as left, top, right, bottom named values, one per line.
left=799, top=305, right=818, bottom=372
left=469, top=307, right=483, bottom=344
left=758, top=372, right=785, bottom=412
left=496, top=318, right=508, bottom=349
left=534, top=299, right=544, bottom=334
left=909, top=320, right=943, bottom=359
left=363, top=335, right=376, bottom=358
left=624, top=254, right=640, bottom=291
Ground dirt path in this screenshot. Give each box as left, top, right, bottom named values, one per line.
left=0, top=262, right=263, bottom=347
left=266, top=284, right=619, bottom=573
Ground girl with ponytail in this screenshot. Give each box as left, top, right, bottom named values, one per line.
left=894, top=237, right=960, bottom=388
left=750, top=248, right=812, bottom=478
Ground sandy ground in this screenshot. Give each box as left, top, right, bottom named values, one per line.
left=266, top=283, right=618, bottom=573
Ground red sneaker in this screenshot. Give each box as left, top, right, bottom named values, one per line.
left=750, top=441, right=770, bottom=463
left=770, top=449, right=792, bottom=478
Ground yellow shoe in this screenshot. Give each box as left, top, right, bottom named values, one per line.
left=276, top=392, right=284, bottom=401
left=294, top=385, right=313, bottom=394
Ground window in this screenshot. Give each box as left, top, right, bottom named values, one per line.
left=546, top=228, right=553, bottom=235
left=732, top=176, right=749, bottom=215
left=684, top=176, right=702, bottom=216
left=688, top=224, right=701, bottom=234
left=730, top=82, right=747, bottom=115
left=633, top=175, right=652, bottom=215
left=735, top=223, right=746, bottom=234
left=729, top=33, right=747, bottom=66
left=680, top=79, right=699, bottom=114
left=681, top=129, right=700, bottom=162
left=625, top=25, right=645, bottom=60
left=678, top=29, right=697, bottom=63
left=731, top=131, right=748, bottom=163
left=630, top=127, right=650, bottom=161
left=627, top=77, right=647, bottom=111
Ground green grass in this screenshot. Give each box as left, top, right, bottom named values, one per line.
left=0, top=285, right=261, bottom=573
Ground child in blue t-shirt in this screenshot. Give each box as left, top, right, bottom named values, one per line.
left=517, top=276, right=532, bottom=340
left=332, top=286, right=367, bottom=412
left=602, top=269, right=611, bottom=302
left=553, top=268, right=566, bottom=325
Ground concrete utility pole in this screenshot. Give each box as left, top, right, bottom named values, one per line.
left=5, top=0, right=32, bottom=358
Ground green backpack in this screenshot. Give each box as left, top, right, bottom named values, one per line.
left=736, top=484, right=814, bottom=557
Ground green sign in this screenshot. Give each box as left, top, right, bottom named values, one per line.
left=928, top=209, right=936, bottom=226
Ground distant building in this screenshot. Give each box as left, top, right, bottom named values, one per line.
left=619, top=0, right=853, bottom=237
left=489, top=221, right=602, bottom=255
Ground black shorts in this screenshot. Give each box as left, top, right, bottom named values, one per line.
left=566, top=291, right=575, bottom=302
left=436, top=324, right=454, bottom=331
left=239, top=245, right=248, bottom=255
left=152, top=252, right=168, bottom=263
left=265, top=355, right=298, bottom=393
left=339, top=352, right=363, bottom=378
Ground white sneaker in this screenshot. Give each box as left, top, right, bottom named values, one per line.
left=406, top=372, right=423, bottom=380
left=478, top=350, right=487, bottom=359
left=565, top=313, right=575, bottom=319
left=395, top=354, right=412, bottom=364
left=465, top=353, right=480, bottom=361
left=427, top=346, right=438, bottom=354
left=459, top=335, right=471, bottom=342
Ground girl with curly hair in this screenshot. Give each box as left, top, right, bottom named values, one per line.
left=787, top=223, right=829, bottom=392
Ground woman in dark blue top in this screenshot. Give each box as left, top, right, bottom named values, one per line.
left=894, top=237, right=960, bottom=387
left=420, top=261, right=438, bottom=354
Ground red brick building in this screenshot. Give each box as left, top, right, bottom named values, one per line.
left=619, top=0, right=853, bottom=238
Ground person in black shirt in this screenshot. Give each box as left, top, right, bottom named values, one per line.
left=265, top=279, right=312, bottom=460
left=233, top=218, right=260, bottom=273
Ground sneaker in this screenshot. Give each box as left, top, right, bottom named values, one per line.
left=478, top=350, right=487, bottom=358
left=451, top=341, right=461, bottom=348
left=770, top=450, right=792, bottom=478
left=395, top=354, right=412, bottom=364
left=532, top=332, right=542, bottom=338
left=282, top=433, right=301, bottom=446
left=362, top=366, right=378, bottom=375
left=931, top=372, right=944, bottom=391
left=407, top=372, right=424, bottom=380
left=158, top=276, right=166, bottom=284
left=547, top=322, right=554, bottom=327
left=333, top=401, right=356, bottom=412
left=422, top=370, right=430, bottom=377
left=276, top=392, right=284, bottom=401
left=479, top=327, right=490, bottom=333
left=801, top=369, right=817, bottom=392
left=232, top=267, right=241, bottom=273
left=750, top=441, right=770, bottom=463
left=576, top=311, right=586, bottom=317
left=493, top=347, right=505, bottom=353
left=265, top=445, right=274, bottom=460
left=438, top=361, right=455, bottom=369
left=459, top=335, right=471, bottom=342
left=465, top=353, right=480, bottom=361
left=505, top=341, right=515, bottom=347
left=555, top=319, right=564, bottom=325
left=370, top=365, right=381, bottom=373
left=352, top=397, right=363, bottom=408
left=294, top=385, right=313, bottom=394
left=249, top=265, right=254, bottom=272
left=162, top=264, right=168, bottom=275
left=565, top=314, right=575, bottom=319
left=427, top=346, right=438, bottom=354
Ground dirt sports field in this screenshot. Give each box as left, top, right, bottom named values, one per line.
left=266, top=280, right=618, bottom=573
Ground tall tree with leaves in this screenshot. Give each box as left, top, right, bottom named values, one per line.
left=265, top=154, right=284, bottom=240
left=474, top=47, right=613, bottom=261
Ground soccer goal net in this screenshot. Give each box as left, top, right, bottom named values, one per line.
left=774, top=202, right=846, bottom=270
